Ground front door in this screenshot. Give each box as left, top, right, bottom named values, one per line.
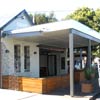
left=48, top=55, right=56, bottom=76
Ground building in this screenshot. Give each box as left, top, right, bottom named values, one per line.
left=0, top=10, right=100, bottom=96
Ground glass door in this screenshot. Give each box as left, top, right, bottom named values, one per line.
left=48, top=55, right=56, bottom=76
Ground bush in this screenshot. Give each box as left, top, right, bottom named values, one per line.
left=84, top=67, right=95, bottom=80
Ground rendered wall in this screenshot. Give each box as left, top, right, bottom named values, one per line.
left=1, top=38, right=39, bottom=77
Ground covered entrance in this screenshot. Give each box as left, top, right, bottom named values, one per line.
left=40, top=48, right=57, bottom=77
left=2, top=20, right=100, bottom=96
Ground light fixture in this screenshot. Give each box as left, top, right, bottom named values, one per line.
left=34, top=51, right=37, bottom=54
left=5, top=50, right=9, bottom=53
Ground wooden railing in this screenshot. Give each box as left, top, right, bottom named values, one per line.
left=2, top=75, right=69, bottom=93
left=2, top=71, right=85, bottom=93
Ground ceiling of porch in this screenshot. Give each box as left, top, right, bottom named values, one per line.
left=9, top=29, right=98, bottom=48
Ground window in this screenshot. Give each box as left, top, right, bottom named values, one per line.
left=61, top=57, right=65, bottom=70
left=14, top=45, right=21, bottom=72
left=24, top=46, right=30, bottom=72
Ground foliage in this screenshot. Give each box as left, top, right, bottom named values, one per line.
left=84, top=67, right=95, bottom=80
left=92, top=44, right=100, bottom=57
left=47, top=12, right=57, bottom=23
left=29, top=14, right=33, bottom=22
left=30, top=12, right=57, bottom=25
left=64, top=7, right=100, bottom=32
left=34, top=13, right=48, bottom=25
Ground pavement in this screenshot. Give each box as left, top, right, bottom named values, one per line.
left=0, top=89, right=92, bottom=100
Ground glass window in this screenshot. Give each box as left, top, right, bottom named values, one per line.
left=61, top=57, right=65, bottom=70
left=14, top=45, right=21, bottom=72
left=24, top=46, right=30, bottom=72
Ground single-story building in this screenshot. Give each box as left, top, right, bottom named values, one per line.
left=0, top=10, right=100, bottom=97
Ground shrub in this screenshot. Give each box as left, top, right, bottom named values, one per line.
left=84, top=67, right=95, bottom=81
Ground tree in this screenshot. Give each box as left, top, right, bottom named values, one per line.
left=34, top=13, right=48, bottom=25
left=47, top=12, right=57, bottom=23
left=92, top=44, right=100, bottom=57
left=94, top=9, right=100, bottom=32
left=30, top=12, right=57, bottom=25
left=64, top=7, right=100, bottom=32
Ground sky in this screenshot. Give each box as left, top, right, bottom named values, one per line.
left=0, top=0, right=100, bottom=20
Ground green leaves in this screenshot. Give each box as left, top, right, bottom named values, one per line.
left=84, top=67, right=95, bottom=80
left=92, top=45, right=100, bottom=57
left=85, top=68, right=91, bottom=80
left=64, top=7, right=100, bottom=32
left=33, top=12, right=57, bottom=25
left=34, top=13, right=48, bottom=25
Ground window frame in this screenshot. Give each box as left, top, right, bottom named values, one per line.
left=14, top=45, right=21, bottom=72
left=61, top=57, right=65, bottom=70
left=24, top=46, right=30, bottom=72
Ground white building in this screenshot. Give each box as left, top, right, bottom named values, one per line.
left=0, top=10, right=100, bottom=96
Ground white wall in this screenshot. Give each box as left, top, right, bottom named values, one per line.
left=57, top=50, right=68, bottom=75
left=1, top=38, right=39, bottom=77
left=3, top=13, right=32, bottom=31
left=1, top=37, right=68, bottom=77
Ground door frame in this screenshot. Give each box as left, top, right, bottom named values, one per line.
left=47, top=55, right=57, bottom=76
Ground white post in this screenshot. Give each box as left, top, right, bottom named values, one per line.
left=80, top=48, right=82, bottom=69
left=98, top=61, right=100, bottom=87
left=65, top=49, right=68, bottom=74
left=87, top=40, right=91, bottom=68
left=69, top=33, right=74, bottom=96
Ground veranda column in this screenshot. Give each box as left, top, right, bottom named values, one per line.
left=80, top=48, right=82, bottom=69
left=65, top=49, right=68, bottom=74
left=87, top=40, right=91, bottom=68
left=69, top=33, right=74, bottom=96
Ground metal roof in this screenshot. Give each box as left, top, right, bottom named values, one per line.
left=6, top=20, right=100, bottom=48
left=9, top=19, right=100, bottom=41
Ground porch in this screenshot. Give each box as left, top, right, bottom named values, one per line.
left=1, top=20, right=100, bottom=96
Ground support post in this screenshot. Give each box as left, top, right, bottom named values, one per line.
left=80, top=48, right=82, bottom=69
left=87, top=40, right=91, bottom=68
left=69, top=33, right=74, bottom=96
left=65, top=49, right=68, bottom=74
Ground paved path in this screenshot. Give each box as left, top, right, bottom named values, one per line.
left=0, top=89, right=92, bottom=100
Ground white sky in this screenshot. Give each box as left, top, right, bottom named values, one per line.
left=0, top=0, right=100, bottom=20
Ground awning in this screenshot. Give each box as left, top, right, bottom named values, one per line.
left=3, top=19, right=100, bottom=97
left=5, top=19, right=100, bottom=48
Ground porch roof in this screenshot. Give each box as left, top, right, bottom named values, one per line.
left=7, top=19, right=100, bottom=48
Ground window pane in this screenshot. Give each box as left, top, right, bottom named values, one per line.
left=24, top=46, right=30, bottom=72
left=14, top=45, right=21, bottom=72
left=61, top=57, right=65, bottom=70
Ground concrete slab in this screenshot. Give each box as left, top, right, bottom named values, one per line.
left=0, top=89, right=92, bottom=100
left=0, top=89, right=37, bottom=100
